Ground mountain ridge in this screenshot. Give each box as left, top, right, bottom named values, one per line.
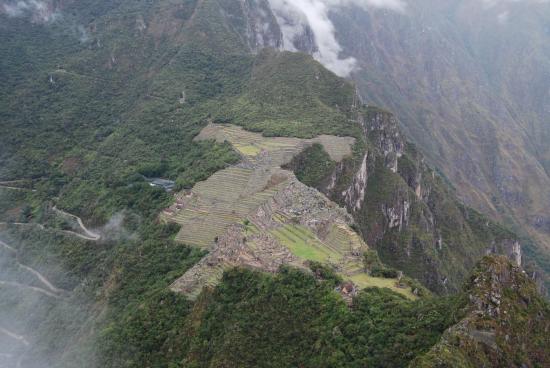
left=0, top=0, right=548, bottom=366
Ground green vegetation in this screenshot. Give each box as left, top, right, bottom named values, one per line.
left=1, top=1, right=547, bottom=367
left=284, top=143, right=336, bottom=187
left=183, top=267, right=463, bottom=368
left=216, top=49, right=360, bottom=139
left=349, top=273, right=416, bottom=299
left=270, top=224, right=339, bottom=262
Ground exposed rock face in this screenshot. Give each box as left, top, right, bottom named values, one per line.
left=327, top=1, right=550, bottom=284
left=360, top=108, right=404, bottom=173
left=411, top=256, right=550, bottom=368
left=341, top=152, right=368, bottom=211
left=488, top=239, right=522, bottom=267
left=240, top=0, right=283, bottom=52
left=316, top=107, right=524, bottom=294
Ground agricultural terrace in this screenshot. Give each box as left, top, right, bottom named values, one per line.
left=164, top=124, right=414, bottom=300
left=195, top=123, right=355, bottom=164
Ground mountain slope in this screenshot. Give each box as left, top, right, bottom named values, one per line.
left=0, top=1, right=548, bottom=367
left=321, top=0, right=550, bottom=289
left=412, top=255, right=550, bottom=368
left=287, top=106, right=523, bottom=293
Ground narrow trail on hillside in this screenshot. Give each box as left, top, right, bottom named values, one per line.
left=0, top=327, right=29, bottom=346
left=51, top=69, right=110, bottom=83
left=0, top=221, right=99, bottom=242
left=0, top=180, right=36, bottom=191
left=0, top=239, right=66, bottom=296
left=0, top=184, right=36, bottom=192
left=0, top=327, right=29, bottom=368
left=0, top=281, right=61, bottom=299
left=52, top=207, right=101, bottom=241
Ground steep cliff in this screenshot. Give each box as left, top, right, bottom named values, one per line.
left=289, top=106, right=526, bottom=294
left=328, top=0, right=550, bottom=290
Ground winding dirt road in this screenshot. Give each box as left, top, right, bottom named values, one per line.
left=52, top=207, right=101, bottom=241
left=0, top=327, right=29, bottom=346
left=0, top=281, right=61, bottom=299
left=0, top=221, right=99, bottom=242
left=0, top=239, right=66, bottom=297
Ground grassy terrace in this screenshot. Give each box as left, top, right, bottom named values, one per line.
left=163, top=166, right=288, bottom=248
left=270, top=224, right=341, bottom=263
left=196, top=123, right=355, bottom=165
left=165, top=123, right=415, bottom=300
left=350, top=273, right=417, bottom=300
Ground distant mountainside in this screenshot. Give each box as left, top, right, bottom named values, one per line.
left=0, top=0, right=548, bottom=367
left=323, top=0, right=550, bottom=287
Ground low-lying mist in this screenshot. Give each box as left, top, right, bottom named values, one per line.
left=0, top=229, right=101, bottom=368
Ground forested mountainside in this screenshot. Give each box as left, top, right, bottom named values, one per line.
left=316, top=0, right=550, bottom=288
left=0, top=0, right=548, bottom=367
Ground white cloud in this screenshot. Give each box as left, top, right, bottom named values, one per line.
left=497, top=10, right=509, bottom=23
left=268, top=0, right=406, bottom=77
left=1, top=0, right=60, bottom=22
left=483, top=0, right=549, bottom=7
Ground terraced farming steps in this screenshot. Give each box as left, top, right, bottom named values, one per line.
left=165, top=124, right=415, bottom=300
left=163, top=166, right=291, bottom=249
left=196, top=123, right=355, bottom=165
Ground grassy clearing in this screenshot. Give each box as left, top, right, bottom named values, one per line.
left=350, top=273, right=417, bottom=300
left=234, top=144, right=262, bottom=156
left=270, top=224, right=341, bottom=263
left=196, top=123, right=354, bottom=164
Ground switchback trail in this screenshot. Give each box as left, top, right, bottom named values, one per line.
left=0, top=281, right=61, bottom=299
left=52, top=207, right=101, bottom=241
left=0, top=221, right=99, bottom=242
left=0, top=239, right=66, bottom=296
left=0, top=327, right=29, bottom=346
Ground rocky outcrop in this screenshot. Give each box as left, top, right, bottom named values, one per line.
left=411, top=256, right=550, bottom=368
left=360, top=107, right=405, bottom=173
left=488, top=239, right=521, bottom=267
left=313, top=107, right=524, bottom=294
left=240, top=0, right=283, bottom=52
left=341, top=152, right=368, bottom=211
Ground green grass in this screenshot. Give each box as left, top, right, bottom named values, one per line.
left=270, top=225, right=340, bottom=263
left=350, top=273, right=417, bottom=300
left=234, top=143, right=262, bottom=156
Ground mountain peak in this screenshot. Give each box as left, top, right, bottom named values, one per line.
left=413, top=255, right=550, bottom=367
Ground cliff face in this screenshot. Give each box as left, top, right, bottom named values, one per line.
left=327, top=0, right=550, bottom=287
left=306, top=107, right=525, bottom=294
left=412, top=255, right=550, bottom=368
left=229, top=0, right=283, bottom=53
